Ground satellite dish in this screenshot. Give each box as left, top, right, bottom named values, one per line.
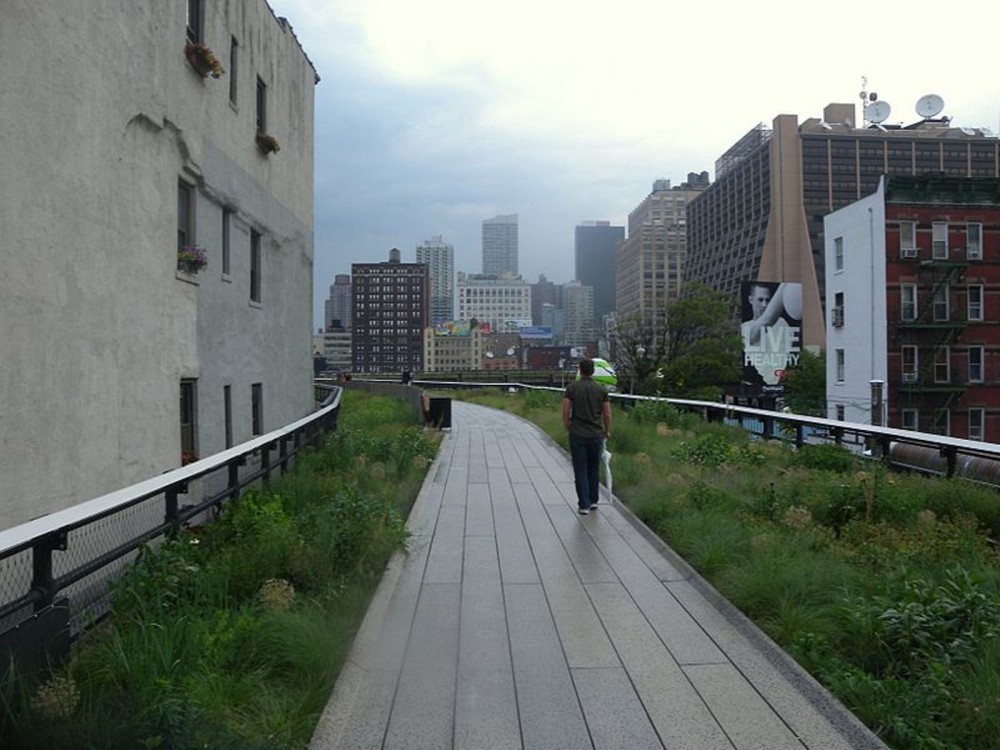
left=506, top=347, right=515, bottom=356
left=867, top=100, right=891, bottom=124
left=486, top=351, right=494, bottom=358
left=961, top=127, right=977, bottom=136
left=916, top=94, right=944, bottom=119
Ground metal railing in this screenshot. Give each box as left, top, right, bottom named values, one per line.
left=0, top=385, right=342, bottom=674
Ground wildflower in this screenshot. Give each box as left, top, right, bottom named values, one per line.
left=257, top=578, right=295, bottom=611
left=31, top=675, right=81, bottom=719
left=782, top=505, right=813, bottom=530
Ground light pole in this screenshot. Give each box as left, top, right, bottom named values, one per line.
left=633, top=345, right=646, bottom=395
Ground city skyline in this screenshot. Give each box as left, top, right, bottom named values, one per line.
left=269, top=0, right=1000, bottom=330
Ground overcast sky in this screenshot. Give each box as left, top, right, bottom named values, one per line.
left=270, top=0, right=1000, bottom=330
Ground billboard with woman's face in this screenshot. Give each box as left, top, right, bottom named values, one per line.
left=740, top=281, right=802, bottom=395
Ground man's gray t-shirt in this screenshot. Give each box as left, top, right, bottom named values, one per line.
left=565, top=378, right=608, bottom=439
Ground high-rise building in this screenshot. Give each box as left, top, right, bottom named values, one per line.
left=482, top=213, right=518, bottom=276
left=416, top=235, right=455, bottom=325
left=324, top=274, right=352, bottom=331
left=562, top=281, right=595, bottom=347
left=456, top=272, right=531, bottom=334
left=616, top=178, right=708, bottom=328
left=352, top=248, right=429, bottom=374
left=685, top=101, right=1000, bottom=351
left=825, top=174, right=1000, bottom=441
left=531, top=274, right=561, bottom=325
left=575, top=221, right=624, bottom=327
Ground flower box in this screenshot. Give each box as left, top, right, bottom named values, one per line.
left=256, top=132, right=281, bottom=155
left=185, top=42, right=225, bottom=79
left=178, top=245, right=208, bottom=274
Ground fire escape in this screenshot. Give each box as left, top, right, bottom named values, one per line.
left=896, top=255, right=968, bottom=431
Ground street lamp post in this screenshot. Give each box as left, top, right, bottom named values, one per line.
left=633, top=345, right=646, bottom=395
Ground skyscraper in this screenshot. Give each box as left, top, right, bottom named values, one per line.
left=482, top=213, right=518, bottom=276
left=324, top=274, right=352, bottom=331
left=416, top=235, right=455, bottom=325
left=575, top=221, right=624, bottom=328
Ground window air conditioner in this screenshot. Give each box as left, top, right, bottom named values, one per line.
left=902, top=372, right=919, bottom=384
left=901, top=247, right=918, bottom=258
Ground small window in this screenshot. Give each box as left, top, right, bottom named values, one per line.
left=180, top=379, right=198, bottom=459
left=969, top=408, right=985, bottom=441
left=969, top=345, right=984, bottom=383
left=256, top=77, right=267, bottom=134
left=834, top=236, right=844, bottom=272
left=178, top=180, right=194, bottom=252
left=250, top=230, right=262, bottom=303
left=835, top=404, right=845, bottom=421
left=902, top=345, right=919, bottom=383
left=223, top=384, right=233, bottom=448
left=935, top=346, right=950, bottom=383
left=967, top=222, right=983, bottom=260
left=968, top=284, right=984, bottom=321
left=186, top=0, right=203, bottom=44
left=901, top=284, right=917, bottom=321
left=933, top=285, right=949, bottom=322
left=934, top=408, right=950, bottom=436
left=251, top=383, right=263, bottom=436
left=902, top=408, right=919, bottom=431
left=222, top=208, right=232, bottom=276
left=900, top=221, right=917, bottom=257
left=932, top=221, right=949, bottom=259
left=835, top=348, right=845, bottom=382
left=229, top=36, right=239, bottom=105
left=832, top=292, right=844, bottom=328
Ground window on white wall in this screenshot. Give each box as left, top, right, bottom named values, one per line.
left=835, top=349, right=845, bottom=382
left=834, top=236, right=844, bottom=271
left=969, top=408, right=985, bottom=441
left=836, top=404, right=845, bottom=421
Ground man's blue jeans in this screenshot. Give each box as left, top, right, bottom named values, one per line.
left=569, top=433, right=602, bottom=510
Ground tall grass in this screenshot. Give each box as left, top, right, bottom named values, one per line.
left=0, top=391, right=438, bottom=749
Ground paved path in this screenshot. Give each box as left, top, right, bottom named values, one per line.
left=310, top=401, right=886, bottom=750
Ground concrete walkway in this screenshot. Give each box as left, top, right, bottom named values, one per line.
left=310, top=401, right=886, bottom=750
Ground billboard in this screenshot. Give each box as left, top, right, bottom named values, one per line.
left=518, top=326, right=553, bottom=339
left=740, top=281, right=802, bottom=396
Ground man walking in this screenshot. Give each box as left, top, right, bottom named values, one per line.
left=562, top=358, right=612, bottom=515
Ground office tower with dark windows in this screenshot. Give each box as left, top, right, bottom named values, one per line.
left=352, top=248, right=429, bottom=374
left=324, top=274, right=352, bottom=331
left=575, top=221, right=623, bottom=327
left=416, top=235, right=455, bottom=325
left=685, top=101, right=1000, bottom=351
left=482, top=213, right=518, bottom=276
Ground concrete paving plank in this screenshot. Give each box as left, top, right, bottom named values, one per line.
left=548, top=507, right=617, bottom=583
left=455, top=667, right=522, bottom=750
left=572, top=666, right=664, bottom=750
left=465, top=483, right=494, bottom=537
left=424, top=504, right=466, bottom=584
left=494, top=502, right=540, bottom=585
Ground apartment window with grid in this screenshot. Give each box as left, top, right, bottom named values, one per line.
left=229, top=36, right=238, bottom=105
left=250, top=229, right=261, bottom=303
left=969, top=408, right=985, bottom=441
left=968, top=284, right=984, bottom=321
left=933, top=285, right=949, bottom=322
left=256, top=77, right=267, bottom=134
left=902, top=408, right=919, bottom=431
left=935, top=347, right=950, bottom=383
left=967, top=222, right=983, bottom=260
left=902, top=345, right=918, bottom=382
left=222, top=208, right=232, bottom=276
left=835, top=349, right=845, bottom=382
left=251, top=383, right=263, bottom=436
left=901, top=284, right=917, bottom=321
left=833, top=236, right=844, bottom=272
left=969, top=345, right=984, bottom=383
left=178, top=180, right=194, bottom=252
left=180, top=379, right=198, bottom=458
left=934, top=408, right=950, bottom=436
left=932, top=221, right=949, bottom=259
left=899, top=221, right=916, bottom=256
left=186, top=0, right=203, bottom=43
left=832, top=291, right=844, bottom=327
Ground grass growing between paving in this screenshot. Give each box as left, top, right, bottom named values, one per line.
left=458, top=388, right=1000, bottom=750
left=0, top=391, right=439, bottom=750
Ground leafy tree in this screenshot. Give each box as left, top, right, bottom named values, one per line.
left=782, top=349, right=826, bottom=415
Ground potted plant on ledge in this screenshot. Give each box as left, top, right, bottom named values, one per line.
left=185, top=42, right=225, bottom=79
left=178, top=245, right=208, bottom=274
left=256, top=132, right=281, bottom=155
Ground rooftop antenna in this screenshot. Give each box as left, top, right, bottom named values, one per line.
left=860, top=76, right=891, bottom=126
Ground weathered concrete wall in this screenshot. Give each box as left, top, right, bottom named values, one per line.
left=0, top=1, right=316, bottom=529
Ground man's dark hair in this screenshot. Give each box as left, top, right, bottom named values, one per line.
left=579, top=358, right=595, bottom=376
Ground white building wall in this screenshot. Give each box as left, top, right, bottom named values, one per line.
left=0, top=1, right=316, bottom=529
left=823, top=181, right=888, bottom=424
left=456, top=273, right=532, bottom=333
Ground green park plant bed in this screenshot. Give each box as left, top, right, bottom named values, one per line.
left=458, top=388, right=1000, bottom=750
left=0, top=391, right=439, bottom=749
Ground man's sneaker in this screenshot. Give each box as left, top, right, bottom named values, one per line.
left=589, top=503, right=597, bottom=510
left=578, top=507, right=589, bottom=515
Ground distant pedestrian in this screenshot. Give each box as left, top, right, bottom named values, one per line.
left=562, top=358, right=611, bottom=514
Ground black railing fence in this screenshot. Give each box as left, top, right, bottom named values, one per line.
left=0, top=385, right=341, bottom=677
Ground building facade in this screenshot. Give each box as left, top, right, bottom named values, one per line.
left=324, top=274, right=352, bottom=331
left=531, top=274, right=561, bottom=326
left=562, top=281, right=596, bottom=348
left=456, top=272, right=532, bottom=334
left=416, top=235, right=456, bottom=325
left=351, top=249, right=429, bottom=374
left=687, top=102, right=1000, bottom=352
left=482, top=213, right=519, bottom=277
left=825, top=175, right=1000, bottom=441
left=423, top=323, right=485, bottom=372
left=575, top=221, right=624, bottom=329
left=616, top=178, right=706, bottom=328
left=0, top=1, right=317, bottom=529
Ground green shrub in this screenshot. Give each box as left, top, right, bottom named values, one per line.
left=791, top=443, right=857, bottom=473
